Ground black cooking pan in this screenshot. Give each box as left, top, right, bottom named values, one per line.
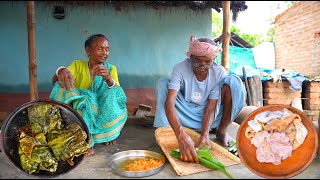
left=0, top=100, right=90, bottom=178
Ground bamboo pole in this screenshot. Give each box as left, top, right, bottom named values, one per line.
left=221, top=1, right=231, bottom=74
left=27, top=1, right=38, bottom=100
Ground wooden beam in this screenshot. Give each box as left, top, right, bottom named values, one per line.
left=221, top=1, right=231, bottom=74
left=27, top=1, right=38, bottom=101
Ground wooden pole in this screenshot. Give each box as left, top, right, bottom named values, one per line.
left=242, top=66, right=253, bottom=106
left=27, top=1, right=38, bottom=101
left=222, top=1, right=231, bottom=74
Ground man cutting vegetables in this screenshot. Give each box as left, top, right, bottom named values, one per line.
left=153, top=34, right=246, bottom=163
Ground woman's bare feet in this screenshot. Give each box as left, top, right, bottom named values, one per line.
left=105, top=139, right=117, bottom=146
left=85, top=148, right=95, bottom=156
left=216, top=131, right=234, bottom=147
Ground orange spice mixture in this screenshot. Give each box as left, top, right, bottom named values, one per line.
left=124, top=157, right=163, bottom=171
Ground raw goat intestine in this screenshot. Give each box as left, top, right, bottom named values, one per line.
left=291, top=118, right=308, bottom=150
left=247, top=108, right=294, bottom=132
left=251, top=131, right=293, bottom=165
left=245, top=108, right=308, bottom=165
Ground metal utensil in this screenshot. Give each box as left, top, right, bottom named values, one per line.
left=108, top=150, right=165, bottom=178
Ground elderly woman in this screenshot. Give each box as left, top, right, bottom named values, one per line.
left=50, top=34, right=128, bottom=156
left=153, top=35, right=246, bottom=163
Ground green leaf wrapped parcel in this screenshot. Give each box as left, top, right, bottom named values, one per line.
left=47, top=123, right=89, bottom=165
left=27, top=104, right=64, bottom=134
left=19, top=132, right=58, bottom=174
left=18, top=104, right=89, bottom=174
left=170, top=146, right=234, bottom=179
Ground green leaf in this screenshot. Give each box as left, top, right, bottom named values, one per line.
left=170, top=145, right=234, bottom=179
left=27, top=104, right=64, bottom=134
left=198, top=156, right=234, bottom=179
left=170, top=149, right=180, bottom=159
left=228, top=140, right=237, bottom=152
left=47, top=123, right=89, bottom=164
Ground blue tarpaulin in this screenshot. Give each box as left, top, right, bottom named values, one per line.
left=215, top=45, right=309, bottom=92
left=215, top=45, right=256, bottom=75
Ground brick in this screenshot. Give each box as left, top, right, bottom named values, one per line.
left=304, top=99, right=320, bottom=105
left=304, top=81, right=320, bottom=87
left=263, top=92, right=301, bottom=99
left=263, top=81, right=291, bottom=88
left=304, top=92, right=320, bottom=99
left=263, top=87, right=301, bottom=93
left=263, top=98, right=293, bottom=105
left=126, top=105, right=138, bottom=116
left=303, top=103, right=320, bottom=110
left=305, top=86, right=320, bottom=93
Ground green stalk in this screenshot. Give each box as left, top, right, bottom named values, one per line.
left=170, top=146, right=234, bottom=179
left=198, top=156, right=234, bottom=179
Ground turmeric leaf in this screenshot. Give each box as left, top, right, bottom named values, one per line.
left=170, top=145, right=234, bottom=179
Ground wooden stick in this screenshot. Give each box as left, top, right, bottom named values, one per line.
left=242, top=66, right=253, bottom=106
left=222, top=1, right=231, bottom=74
left=27, top=1, right=38, bottom=101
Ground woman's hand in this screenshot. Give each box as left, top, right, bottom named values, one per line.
left=57, top=68, right=75, bottom=90
left=92, top=65, right=114, bottom=86
left=178, top=132, right=199, bottom=163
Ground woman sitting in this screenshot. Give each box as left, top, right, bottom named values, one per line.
left=50, top=33, right=128, bottom=156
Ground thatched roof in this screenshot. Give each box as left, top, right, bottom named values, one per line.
left=214, top=32, right=253, bottom=48
left=42, top=1, right=248, bottom=22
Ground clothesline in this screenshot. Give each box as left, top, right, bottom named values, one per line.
left=230, top=66, right=310, bottom=92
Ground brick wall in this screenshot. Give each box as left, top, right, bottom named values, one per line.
left=303, top=81, right=320, bottom=110
left=274, top=1, right=320, bottom=77
left=263, top=80, right=301, bottom=106
left=263, top=80, right=319, bottom=125
left=302, top=81, right=320, bottom=123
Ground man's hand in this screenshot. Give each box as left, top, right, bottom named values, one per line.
left=196, top=134, right=212, bottom=150
left=165, top=89, right=199, bottom=163
left=197, top=99, right=217, bottom=150
left=57, top=68, right=75, bottom=90
left=178, top=132, right=199, bottom=163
